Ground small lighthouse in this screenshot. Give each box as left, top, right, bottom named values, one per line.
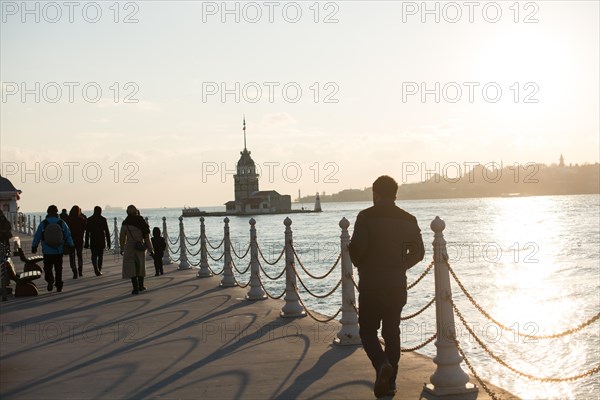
left=314, top=192, right=322, bottom=212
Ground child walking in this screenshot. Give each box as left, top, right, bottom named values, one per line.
left=151, top=227, right=166, bottom=276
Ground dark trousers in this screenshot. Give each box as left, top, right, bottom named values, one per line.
left=90, top=248, right=104, bottom=271
left=153, top=254, right=164, bottom=275
left=69, top=243, right=83, bottom=272
left=358, top=288, right=407, bottom=385
left=43, top=254, right=64, bottom=288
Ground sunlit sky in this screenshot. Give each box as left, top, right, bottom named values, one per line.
left=1, top=1, right=598, bottom=211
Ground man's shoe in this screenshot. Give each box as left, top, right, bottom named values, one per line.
left=73, top=272, right=78, bottom=279
left=78, top=270, right=82, bottom=277
left=47, top=282, right=54, bottom=292
left=374, top=362, right=393, bottom=398
left=56, top=285, right=63, bottom=293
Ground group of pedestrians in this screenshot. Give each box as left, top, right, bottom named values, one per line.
left=30, top=204, right=165, bottom=295
left=31, top=205, right=111, bottom=292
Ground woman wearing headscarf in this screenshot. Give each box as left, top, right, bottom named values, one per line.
left=119, top=205, right=154, bottom=294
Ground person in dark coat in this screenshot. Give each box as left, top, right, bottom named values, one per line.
left=60, top=209, right=68, bottom=220
left=150, top=227, right=166, bottom=276
left=349, top=175, right=425, bottom=398
left=65, top=205, right=86, bottom=279
left=84, top=206, right=111, bottom=276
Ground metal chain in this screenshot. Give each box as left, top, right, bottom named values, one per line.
left=292, top=262, right=342, bottom=299
left=186, top=246, right=202, bottom=257
left=257, top=260, right=287, bottom=281
left=400, top=297, right=435, bottom=321
left=448, top=263, right=600, bottom=339
left=291, top=245, right=341, bottom=280
left=257, top=274, right=286, bottom=299
left=188, top=259, right=202, bottom=267
left=234, top=275, right=251, bottom=288
left=166, top=234, right=179, bottom=246
left=232, top=260, right=251, bottom=275
left=184, top=235, right=201, bottom=247
left=350, top=274, right=359, bottom=291
left=350, top=300, right=359, bottom=314
left=401, top=333, right=437, bottom=352
left=167, top=244, right=181, bottom=254
left=207, top=264, right=224, bottom=275
left=205, top=233, right=225, bottom=250
left=291, top=282, right=342, bottom=323
left=206, top=250, right=224, bottom=262
left=257, top=244, right=285, bottom=266
left=229, top=238, right=251, bottom=259
left=454, top=338, right=501, bottom=400
left=407, top=262, right=434, bottom=290
left=452, top=300, right=600, bottom=382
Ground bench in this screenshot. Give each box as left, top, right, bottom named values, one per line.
left=1, top=249, right=44, bottom=298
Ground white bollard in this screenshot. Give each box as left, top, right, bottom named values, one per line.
left=334, top=217, right=361, bottom=345
left=423, top=216, right=478, bottom=398
left=246, top=218, right=266, bottom=300
left=178, top=216, right=191, bottom=270
left=27, top=215, right=31, bottom=236
left=280, top=217, right=305, bottom=318
left=197, top=217, right=213, bottom=278
left=162, top=217, right=173, bottom=265
left=220, top=217, right=236, bottom=287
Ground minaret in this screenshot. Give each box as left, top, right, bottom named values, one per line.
left=243, top=115, right=247, bottom=151
left=559, top=153, right=565, bottom=167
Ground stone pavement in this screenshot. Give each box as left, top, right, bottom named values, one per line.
left=0, top=235, right=519, bottom=400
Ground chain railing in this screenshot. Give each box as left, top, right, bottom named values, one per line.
left=14, top=210, right=598, bottom=399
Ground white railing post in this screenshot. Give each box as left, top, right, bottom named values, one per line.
left=246, top=218, right=266, bottom=300
left=423, top=216, right=478, bottom=397
left=280, top=217, right=305, bottom=318
left=334, top=217, right=361, bottom=345
left=32, top=215, right=37, bottom=236
left=113, top=217, right=120, bottom=255
left=178, top=216, right=190, bottom=270
left=27, top=215, right=31, bottom=236
left=220, top=217, right=236, bottom=287
left=197, top=217, right=213, bottom=278
left=162, top=217, right=172, bottom=265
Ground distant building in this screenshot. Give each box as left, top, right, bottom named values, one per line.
left=225, top=119, right=291, bottom=214
left=559, top=153, right=565, bottom=168
left=0, top=175, right=21, bottom=213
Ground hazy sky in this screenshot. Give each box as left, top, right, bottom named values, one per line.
left=1, top=1, right=599, bottom=211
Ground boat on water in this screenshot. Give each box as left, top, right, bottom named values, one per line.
left=104, top=205, right=124, bottom=212
left=182, top=207, right=208, bottom=217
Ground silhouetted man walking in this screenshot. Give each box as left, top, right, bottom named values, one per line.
left=349, top=175, right=425, bottom=398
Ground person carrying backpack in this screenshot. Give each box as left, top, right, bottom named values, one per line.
left=32, top=205, right=75, bottom=293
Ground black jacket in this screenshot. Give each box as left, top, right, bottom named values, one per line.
left=85, top=214, right=111, bottom=249
left=349, top=201, right=425, bottom=291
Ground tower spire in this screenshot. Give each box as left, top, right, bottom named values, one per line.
left=243, top=116, right=247, bottom=151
